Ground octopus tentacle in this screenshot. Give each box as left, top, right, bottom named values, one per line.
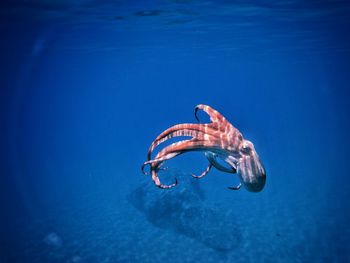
left=143, top=139, right=197, bottom=185
left=206, top=152, right=236, bottom=173
left=146, top=139, right=221, bottom=189
left=195, top=104, right=236, bottom=135
left=148, top=149, right=183, bottom=189
left=147, top=124, right=219, bottom=160
left=142, top=152, right=182, bottom=188
left=142, top=155, right=179, bottom=188
left=191, top=163, right=212, bottom=179
left=220, top=156, right=242, bottom=189
left=146, top=139, right=212, bottom=169
left=152, top=169, right=178, bottom=189
left=155, top=139, right=219, bottom=159
left=142, top=151, right=181, bottom=171
left=228, top=183, right=242, bottom=190
left=195, top=104, right=228, bottom=124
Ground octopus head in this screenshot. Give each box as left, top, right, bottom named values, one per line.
left=237, top=140, right=266, bottom=192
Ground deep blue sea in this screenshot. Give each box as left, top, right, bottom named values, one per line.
left=1, top=1, right=350, bottom=262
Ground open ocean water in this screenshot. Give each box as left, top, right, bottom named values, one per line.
left=1, top=0, right=350, bottom=262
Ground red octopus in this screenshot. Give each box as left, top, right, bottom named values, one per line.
left=142, top=104, right=266, bottom=192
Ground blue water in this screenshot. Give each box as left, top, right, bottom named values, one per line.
left=1, top=1, right=350, bottom=262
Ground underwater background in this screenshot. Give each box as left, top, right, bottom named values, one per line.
left=1, top=0, right=350, bottom=262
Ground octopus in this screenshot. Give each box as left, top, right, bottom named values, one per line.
left=141, top=104, right=266, bottom=192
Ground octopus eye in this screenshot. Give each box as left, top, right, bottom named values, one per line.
left=240, top=144, right=251, bottom=155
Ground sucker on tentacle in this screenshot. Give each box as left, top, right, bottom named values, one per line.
left=142, top=104, right=266, bottom=192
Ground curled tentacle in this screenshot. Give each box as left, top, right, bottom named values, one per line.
left=195, top=104, right=227, bottom=124
left=195, top=104, right=235, bottom=135
left=194, top=107, right=201, bottom=122
left=145, top=139, right=214, bottom=172
left=141, top=163, right=148, bottom=175
left=146, top=139, right=220, bottom=188
left=141, top=159, right=169, bottom=175
left=143, top=152, right=179, bottom=169
left=206, top=152, right=236, bottom=173
left=152, top=170, right=178, bottom=189
left=149, top=153, right=181, bottom=189
left=228, top=183, right=242, bottom=190
left=142, top=151, right=180, bottom=175
left=192, top=163, right=212, bottom=179
left=144, top=140, right=190, bottom=189
left=142, top=155, right=179, bottom=189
